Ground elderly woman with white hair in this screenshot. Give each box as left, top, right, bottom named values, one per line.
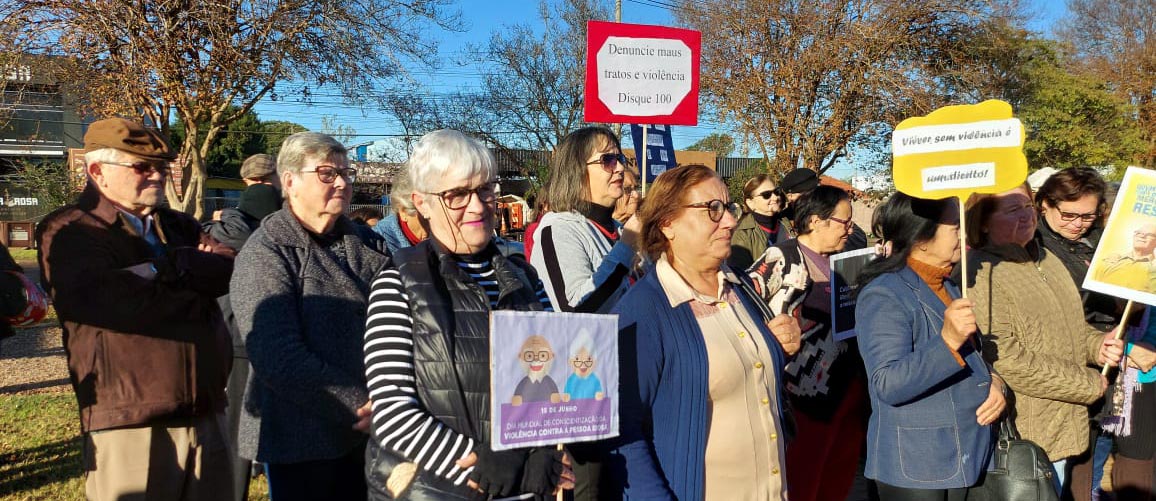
left=231, top=132, right=391, bottom=500
left=362, top=129, right=573, bottom=500
left=374, top=165, right=429, bottom=253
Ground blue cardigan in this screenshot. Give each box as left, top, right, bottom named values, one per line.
left=855, top=267, right=994, bottom=489
left=609, top=269, right=787, bottom=500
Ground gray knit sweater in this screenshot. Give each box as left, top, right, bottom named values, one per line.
left=230, top=208, right=390, bottom=463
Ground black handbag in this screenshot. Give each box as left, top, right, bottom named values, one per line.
left=969, top=419, right=1060, bottom=501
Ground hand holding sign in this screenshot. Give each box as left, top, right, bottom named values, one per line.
left=891, top=100, right=1028, bottom=295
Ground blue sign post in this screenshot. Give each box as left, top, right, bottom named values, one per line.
left=629, top=124, right=677, bottom=188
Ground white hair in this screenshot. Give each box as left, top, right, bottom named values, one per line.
left=277, top=132, right=347, bottom=175
left=390, top=163, right=417, bottom=216
left=83, top=148, right=126, bottom=180
left=405, top=130, right=496, bottom=193
left=569, top=330, right=595, bottom=358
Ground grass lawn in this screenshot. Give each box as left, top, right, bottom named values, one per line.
left=0, top=393, right=269, bottom=500
left=8, top=248, right=37, bottom=263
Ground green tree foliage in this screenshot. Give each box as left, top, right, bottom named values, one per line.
left=686, top=133, right=736, bottom=158
left=172, top=108, right=267, bottom=178
left=16, top=159, right=76, bottom=212
left=725, top=160, right=770, bottom=207
left=975, top=25, right=1145, bottom=172
left=262, top=121, right=310, bottom=158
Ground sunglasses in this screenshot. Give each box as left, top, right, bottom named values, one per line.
left=426, top=181, right=499, bottom=210
left=586, top=153, right=628, bottom=171
left=101, top=160, right=170, bottom=176
left=753, top=190, right=779, bottom=201
left=301, top=165, right=357, bottom=184
left=684, top=199, right=741, bottom=223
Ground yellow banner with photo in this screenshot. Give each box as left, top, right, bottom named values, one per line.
left=1084, top=166, right=1156, bottom=305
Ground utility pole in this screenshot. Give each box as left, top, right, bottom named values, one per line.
left=614, top=0, right=624, bottom=141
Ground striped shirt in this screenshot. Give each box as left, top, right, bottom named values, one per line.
left=363, top=254, right=551, bottom=485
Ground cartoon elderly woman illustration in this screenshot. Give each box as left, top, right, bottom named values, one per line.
left=562, top=330, right=603, bottom=402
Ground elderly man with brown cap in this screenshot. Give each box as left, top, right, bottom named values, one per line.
left=36, top=117, right=237, bottom=500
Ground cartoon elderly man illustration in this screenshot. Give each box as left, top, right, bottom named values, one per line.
left=511, top=335, right=561, bottom=406
left=562, top=330, right=603, bottom=402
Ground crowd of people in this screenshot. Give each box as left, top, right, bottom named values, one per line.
left=32, top=117, right=1151, bottom=501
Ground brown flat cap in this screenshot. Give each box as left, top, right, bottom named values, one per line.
left=240, top=154, right=276, bottom=180
left=84, top=118, right=176, bottom=161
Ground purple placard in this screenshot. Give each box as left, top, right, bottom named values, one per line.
left=490, top=310, right=619, bottom=451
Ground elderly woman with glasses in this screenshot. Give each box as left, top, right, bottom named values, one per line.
left=731, top=173, right=788, bottom=271
left=361, top=130, right=572, bottom=500
left=230, top=132, right=389, bottom=500
left=530, top=126, right=641, bottom=499
left=610, top=164, right=799, bottom=500
left=746, top=184, right=869, bottom=501
left=965, top=182, right=1123, bottom=497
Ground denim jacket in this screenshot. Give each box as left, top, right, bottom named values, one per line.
left=855, top=266, right=995, bottom=489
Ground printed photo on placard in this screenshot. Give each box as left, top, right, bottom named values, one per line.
left=830, top=248, right=879, bottom=341
left=1084, top=166, right=1156, bottom=305
left=490, top=310, right=620, bottom=451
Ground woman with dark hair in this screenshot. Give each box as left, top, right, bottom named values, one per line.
left=1034, top=167, right=1130, bottom=500
left=746, top=185, right=869, bottom=501
left=855, top=193, right=1003, bottom=499
left=611, top=164, right=799, bottom=500
left=965, top=183, right=1124, bottom=497
left=528, top=126, right=639, bottom=499
left=531, top=126, right=638, bottom=315
left=731, top=173, right=788, bottom=271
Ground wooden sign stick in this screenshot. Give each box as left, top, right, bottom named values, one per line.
left=1103, top=299, right=1135, bottom=376
left=959, top=197, right=968, bottom=299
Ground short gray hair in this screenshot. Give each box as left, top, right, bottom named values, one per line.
left=406, top=130, right=495, bottom=193
left=569, top=329, right=595, bottom=358
left=391, top=164, right=417, bottom=216
left=277, top=132, right=348, bottom=175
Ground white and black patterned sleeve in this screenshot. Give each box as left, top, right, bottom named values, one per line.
left=363, top=268, right=475, bottom=485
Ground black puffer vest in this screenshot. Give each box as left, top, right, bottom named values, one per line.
left=394, top=241, right=546, bottom=443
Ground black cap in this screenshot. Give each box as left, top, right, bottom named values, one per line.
left=780, top=169, right=819, bottom=194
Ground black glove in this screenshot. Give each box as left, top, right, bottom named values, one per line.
left=467, top=446, right=529, bottom=498
left=520, top=447, right=566, bottom=498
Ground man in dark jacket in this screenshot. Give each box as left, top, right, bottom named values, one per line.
left=202, top=154, right=282, bottom=501
left=36, top=118, right=237, bottom=501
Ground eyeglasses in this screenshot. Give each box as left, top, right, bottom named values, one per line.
left=571, top=358, right=593, bottom=368
left=586, top=153, right=628, bottom=171
left=623, top=185, right=639, bottom=196
left=101, top=160, right=170, bottom=176
left=754, top=190, right=777, bottom=200
left=522, top=350, right=552, bottom=363
left=1055, top=209, right=1099, bottom=223
left=1135, top=231, right=1156, bottom=239
left=426, top=181, right=498, bottom=210
left=827, top=215, right=854, bottom=229
left=301, top=165, right=357, bottom=184
left=684, top=199, right=741, bottom=223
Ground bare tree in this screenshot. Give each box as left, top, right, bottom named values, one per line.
left=2, top=0, right=460, bottom=219
left=1060, top=0, right=1156, bottom=167
left=386, top=0, right=609, bottom=172
left=675, top=0, right=1019, bottom=176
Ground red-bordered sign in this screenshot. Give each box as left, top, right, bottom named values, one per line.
left=584, top=21, right=700, bottom=126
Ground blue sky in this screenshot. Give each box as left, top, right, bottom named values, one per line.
left=253, top=0, right=1069, bottom=180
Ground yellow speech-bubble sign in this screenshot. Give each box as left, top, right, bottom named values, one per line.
left=892, top=100, right=1027, bottom=200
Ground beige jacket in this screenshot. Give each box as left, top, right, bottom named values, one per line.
left=966, top=242, right=1104, bottom=460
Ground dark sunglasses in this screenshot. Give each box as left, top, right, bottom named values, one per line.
left=301, top=165, right=357, bottom=184
left=753, top=190, right=780, bottom=201
left=102, top=160, right=170, bottom=176
left=586, top=153, right=628, bottom=171
left=684, top=199, right=741, bottom=223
